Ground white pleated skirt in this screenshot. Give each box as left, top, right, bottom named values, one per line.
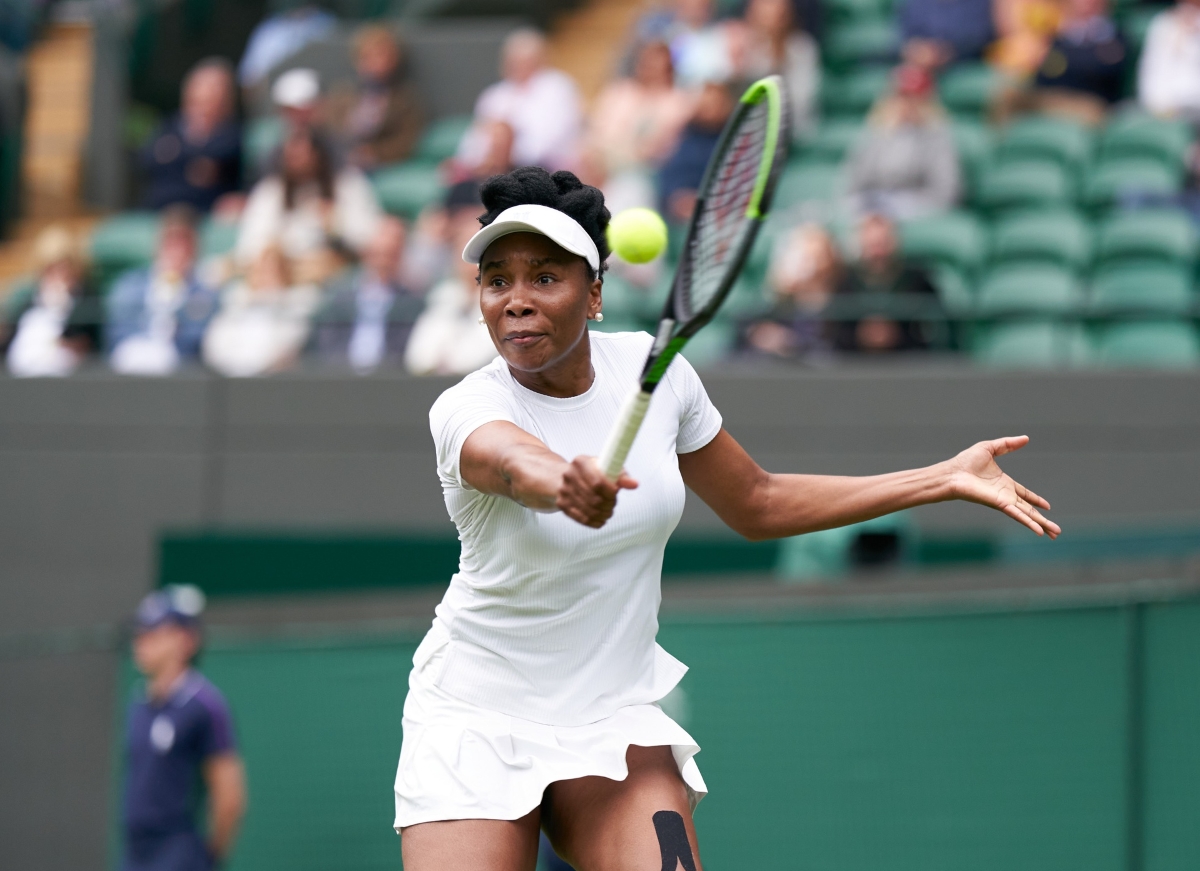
left=393, top=635, right=707, bottom=830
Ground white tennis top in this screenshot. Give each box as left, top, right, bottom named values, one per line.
left=423, top=331, right=723, bottom=726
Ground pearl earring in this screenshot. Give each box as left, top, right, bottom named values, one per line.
left=594, top=312, right=604, bottom=322
left=478, top=316, right=486, bottom=325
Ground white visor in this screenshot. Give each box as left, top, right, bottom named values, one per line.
left=462, top=204, right=601, bottom=273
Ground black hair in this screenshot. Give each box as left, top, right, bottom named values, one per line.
left=478, top=166, right=610, bottom=279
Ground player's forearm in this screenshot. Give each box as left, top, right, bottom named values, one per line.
left=498, top=442, right=570, bottom=511
left=207, top=801, right=242, bottom=864
left=745, top=462, right=955, bottom=540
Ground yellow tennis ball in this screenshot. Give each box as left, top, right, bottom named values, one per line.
left=607, top=208, right=668, bottom=264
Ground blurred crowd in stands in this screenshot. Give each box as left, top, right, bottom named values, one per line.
left=3, top=0, right=1200, bottom=376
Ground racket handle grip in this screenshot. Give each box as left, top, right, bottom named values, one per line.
left=599, top=388, right=653, bottom=481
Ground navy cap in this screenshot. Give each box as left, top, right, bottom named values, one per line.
left=134, top=585, right=206, bottom=632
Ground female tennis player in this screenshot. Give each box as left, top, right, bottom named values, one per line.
left=395, top=167, right=1060, bottom=871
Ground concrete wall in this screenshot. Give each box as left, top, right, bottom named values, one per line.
left=2, top=364, right=1200, bottom=870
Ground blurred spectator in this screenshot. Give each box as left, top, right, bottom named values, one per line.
left=658, top=80, right=737, bottom=222
left=1138, top=0, right=1200, bottom=119
left=106, top=207, right=219, bottom=376
left=1028, top=0, right=1127, bottom=123
left=736, top=0, right=821, bottom=139
left=2, top=226, right=98, bottom=377
left=238, top=3, right=336, bottom=90
left=405, top=210, right=498, bottom=375
left=456, top=28, right=582, bottom=172
left=123, top=586, right=245, bottom=871
left=833, top=213, right=942, bottom=353
left=899, top=0, right=997, bottom=68
left=328, top=26, right=424, bottom=171
left=637, top=0, right=739, bottom=88
left=742, top=223, right=840, bottom=360
left=203, top=246, right=320, bottom=377
left=585, top=40, right=693, bottom=209
left=989, top=0, right=1062, bottom=78
left=139, top=59, right=242, bottom=215
left=451, top=119, right=516, bottom=184
left=271, top=67, right=323, bottom=136
left=313, top=217, right=423, bottom=372
left=845, top=65, right=961, bottom=220
left=237, top=128, right=382, bottom=286
left=402, top=180, right=485, bottom=296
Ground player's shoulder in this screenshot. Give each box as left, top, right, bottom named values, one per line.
left=183, top=672, right=231, bottom=717
left=430, top=359, right=512, bottom=416
left=590, top=329, right=655, bottom=357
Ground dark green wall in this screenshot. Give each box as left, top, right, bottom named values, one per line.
left=119, top=595, right=1200, bottom=871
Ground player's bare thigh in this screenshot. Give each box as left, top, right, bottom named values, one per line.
left=400, top=809, right=541, bottom=871
left=544, top=744, right=703, bottom=871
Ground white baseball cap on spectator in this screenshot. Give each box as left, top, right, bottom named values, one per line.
left=271, top=68, right=320, bottom=109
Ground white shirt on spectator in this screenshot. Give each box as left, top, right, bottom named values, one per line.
left=404, top=277, right=498, bottom=375
left=1138, top=6, right=1200, bottom=116
left=458, top=68, right=582, bottom=170
left=235, top=169, right=382, bottom=266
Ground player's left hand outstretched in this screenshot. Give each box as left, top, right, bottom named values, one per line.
left=948, top=436, right=1061, bottom=538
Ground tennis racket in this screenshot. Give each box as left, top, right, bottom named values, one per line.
left=598, top=75, right=789, bottom=480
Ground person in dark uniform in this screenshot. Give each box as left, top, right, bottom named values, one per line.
left=122, top=586, right=246, bottom=871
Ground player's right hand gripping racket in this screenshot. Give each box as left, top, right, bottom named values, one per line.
left=598, top=75, right=789, bottom=480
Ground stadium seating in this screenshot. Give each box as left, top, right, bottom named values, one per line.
left=1099, top=112, right=1193, bottom=171
left=995, top=116, right=1094, bottom=175
left=1095, top=321, right=1200, bottom=368
left=413, top=114, right=472, bottom=163
left=773, top=158, right=841, bottom=209
left=799, top=118, right=864, bottom=163
left=1089, top=262, right=1195, bottom=317
left=1094, top=209, right=1197, bottom=267
left=88, top=212, right=161, bottom=287
left=974, top=159, right=1075, bottom=212
left=938, top=63, right=1001, bottom=118
left=950, top=118, right=994, bottom=186
left=371, top=161, right=445, bottom=219
left=820, top=67, right=890, bottom=118
left=975, top=264, right=1082, bottom=317
left=822, top=19, right=900, bottom=70
left=1081, top=157, right=1184, bottom=210
left=900, top=210, right=988, bottom=278
left=973, top=321, right=1092, bottom=368
left=989, top=209, right=1093, bottom=273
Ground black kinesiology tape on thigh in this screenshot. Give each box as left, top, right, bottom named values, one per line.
left=652, top=810, right=697, bottom=871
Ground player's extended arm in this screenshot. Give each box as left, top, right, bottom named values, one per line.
left=203, top=753, right=247, bottom=865
left=679, top=428, right=1060, bottom=541
left=461, top=421, right=638, bottom=528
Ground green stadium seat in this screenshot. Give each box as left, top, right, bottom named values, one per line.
left=989, top=209, right=1093, bottom=272
left=823, top=19, right=900, bottom=69
left=413, top=114, right=472, bottom=163
left=1095, top=321, right=1200, bottom=368
left=371, top=160, right=446, bottom=219
left=820, top=67, right=890, bottom=117
left=950, top=118, right=994, bottom=186
left=199, top=219, right=238, bottom=258
left=1081, top=157, right=1183, bottom=210
left=900, top=210, right=988, bottom=277
left=1118, top=5, right=1163, bottom=52
left=599, top=272, right=660, bottom=323
left=976, top=264, right=1083, bottom=316
left=974, top=159, right=1074, bottom=212
left=799, top=119, right=864, bottom=162
left=995, top=116, right=1094, bottom=172
left=823, top=0, right=892, bottom=24
left=1089, top=262, right=1194, bottom=316
left=721, top=277, right=772, bottom=319
left=932, top=265, right=975, bottom=315
left=89, top=212, right=160, bottom=281
left=773, top=159, right=840, bottom=208
left=678, top=317, right=736, bottom=369
left=973, top=321, right=1092, bottom=368
left=1099, top=112, right=1193, bottom=169
left=939, top=63, right=1002, bottom=117
left=1095, top=209, right=1196, bottom=266
left=242, top=116, right=284, bottom=182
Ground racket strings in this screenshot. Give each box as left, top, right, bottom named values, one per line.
left=680, top=99, right=772, bottom=320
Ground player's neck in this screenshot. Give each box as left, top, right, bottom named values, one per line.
left=507, top=332, right=595, bottom=398
left=147, top=663, right=191, bottom=703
